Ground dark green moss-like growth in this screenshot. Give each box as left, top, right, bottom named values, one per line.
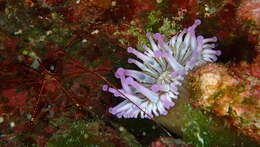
left=47, top=120, right=141, bottom=147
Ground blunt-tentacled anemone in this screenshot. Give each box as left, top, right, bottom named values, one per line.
left=103, top=19, right=221, bottom=119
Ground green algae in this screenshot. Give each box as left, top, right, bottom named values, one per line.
left=158, top=18, right=181, bottom=36
left=47, top=120, right=141, bottom=147
left=114, top=10, right=181, bottom=51
left=144, top=10, right=162, bottom=33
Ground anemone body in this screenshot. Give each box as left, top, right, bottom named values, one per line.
left=103, top=19, right=221, bottom=119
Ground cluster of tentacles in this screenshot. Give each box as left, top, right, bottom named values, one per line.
left=103, top=19, right=221, bottom=119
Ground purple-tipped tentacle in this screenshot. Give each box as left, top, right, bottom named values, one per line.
left=177, top=28, right=192, bottom=61
left=124, top=69, right=156, bottom=83
left=143, top=45, right=155, bottom=57
left=184, top=19, right=202, bottom=54
left=157, top=102, right=168, bottom=114
left=168, top=92, right=178, bottom=99
left=189, top=20, right=202, bottom=51
left=203, top=36, right=217, bottom=44
left=115, top=68, right=134, bottom=94
left=151, top=84, right=170, bottom=92
left=146, top=32, right=160, bottom=51
left=102, top=85, right=109, bottom=91
left=154, top=50, right=184, bottom=72
left=202, top=44, right=215, bottom=49
left=128, top=47, right=162, bottom=73
left=175, top=29, right=187, bottom=50
left=106, top=87, right=121, bottom=97
left=191, top=19, right=201, bottom=29
left=196, top=36, right=204, bottom=51
left=126, top=77, right=159, bottom=103
left=184, top=27, right=192, bottom=46
left=153, top=33, right=172, bottom=52
left=143, top=44, right=168, bottom=71
left=160, top=94, right=175, bottom=109
left=119, top=90, right=143, bottom=104
left=202, top=54, right=218, bottom=62
left=109, top=100, right=129, bottom=114
left=127, top=47, right=151, bottom=62
left=186, top=35, right=204, bottom=69
left=143, top=104, right=153, bottom=117
left=190, top=31, right=197, bottom=51
left=215, top=50, right=222, bottom=56
left=151, top=84, right=160, bottom=92
left=128, top=58, right=158, bottom=76
left=170, top=83, right=180, bottom=95
left=170, top=35, right=177, bottom=48
left=114, top=101, right=133, bottom=114
left=202, top=49, right=221, bottom=56
left=171, top=69, right=185, bottom=78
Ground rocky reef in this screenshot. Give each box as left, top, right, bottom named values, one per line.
left=0, top=0, right=259, bottom=146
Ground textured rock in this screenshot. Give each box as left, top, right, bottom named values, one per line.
left=190, top=63, right=260, bottom=143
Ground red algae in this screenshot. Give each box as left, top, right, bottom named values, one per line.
left=43, top=0, right=65, bottom=6
left=63, top=0, right=112, bottom=23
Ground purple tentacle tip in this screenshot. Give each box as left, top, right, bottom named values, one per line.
left=115, top=68, right=125, bottom=78
left=125, top=77, right=134, bottom=84
left=102, top=85, right=109, bottom=91
left=109, top=107, right=115, bottom=114
left=151, top=84, right=160, bottom=92
left=212, top=36, right=217, bottom=42
left=127, top=47, right=134, bottom=53
left=114, top=91, right=121, bottom=97
left=197, top=35, right=204, bottom=41
left=154, top=50, right=163, bottom=58
left=142, top=44, right=148, bottom=49
left=171, top=85, right=178, bottom=92
left=153, top=33, right=163, bottom=40
left=128, top=58, right=134, bottom=63
left=161, top=111, right=168, bottom=115
left=216, top=50, right=221, bottom=56
left=195, top=19, right=201, bottom=25
left=161, top=97, right=174, bottom=109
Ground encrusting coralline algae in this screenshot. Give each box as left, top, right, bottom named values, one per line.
left=103, top=19, right=221, bottom=119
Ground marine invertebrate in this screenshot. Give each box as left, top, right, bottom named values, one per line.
left=0, top=48, right=112, bottom=142
left=103, top=19, right=221, bottom=119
